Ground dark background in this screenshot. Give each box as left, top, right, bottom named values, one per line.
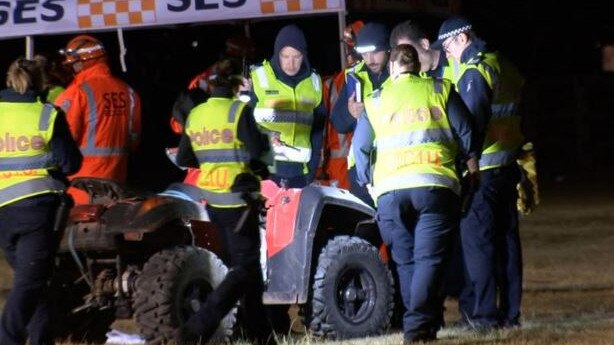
left=1, top=0, right=613, bottom=192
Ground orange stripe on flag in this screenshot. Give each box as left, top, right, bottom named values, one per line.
left=117, top=1, right=129, bottom=12
left=104, top=14, right=117, bottom=26
left=129, top=12, right=143, bottom=24
left=143, top=0, right=155, bottom=11
left=288, top=0, right=300, bottom=11
left=91, top=2, right=103, bottom=15
left=261, top=1, right=274, bottom=13
left=78, top=16, right=92, bottom=28
left=78, top=0, right=89, bottom=4
left=314, top=0, right=328, bottom=9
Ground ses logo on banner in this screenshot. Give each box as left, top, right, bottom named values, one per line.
left=0, top=0, right=343, bottom=39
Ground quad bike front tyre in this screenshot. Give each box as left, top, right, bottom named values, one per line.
left=133, top=246, right=236, bottom=345
left=307, top=236, right=395, bottom=339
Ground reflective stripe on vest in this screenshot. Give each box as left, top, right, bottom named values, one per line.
left=195, top=148, right=250, bottom=163
left=253, top=108, right=314, bottom=126
left=0, top=177, right=64, bottom=207
left=80, top=82, right=129, bottom=156
left=0, top=153, right=55, bottom=170
left=375, top=128, right=455, bottom=150
left=374, top=173, right=460, bottom=197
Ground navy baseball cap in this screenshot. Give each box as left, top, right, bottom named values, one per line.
left=431, top=16, right=473, bottom=49
left=355, top=22, right=390, bottom=54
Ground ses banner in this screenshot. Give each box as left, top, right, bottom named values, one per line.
left=0, top=0, right=344, bottom=39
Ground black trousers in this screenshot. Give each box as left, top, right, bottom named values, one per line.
left=183, top=204, right=273, bottom=343
left=0, top=195, right=60, bottom=345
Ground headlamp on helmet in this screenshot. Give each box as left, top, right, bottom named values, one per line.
left=60, top=35, right=106, bottom=65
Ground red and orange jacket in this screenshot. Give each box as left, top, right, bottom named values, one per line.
left=55, top=62, right=141, bottom=183
left=318, top=71, right=352, bottom=189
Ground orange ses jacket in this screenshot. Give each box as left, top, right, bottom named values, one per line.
left=319, top=71, right=352, bottom=189
left=55, top=62, right=141, bottom=183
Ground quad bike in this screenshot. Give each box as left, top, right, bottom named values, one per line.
left=50, top=178, right=236, bottom=344
left=51, top=177, right=395, bottom=344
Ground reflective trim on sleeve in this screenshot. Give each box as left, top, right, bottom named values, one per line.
left=272, top=145, right=311, bottom=163
left=479, top=150, right=517, bottom=170
left=311, top=72, right=321, bottom=92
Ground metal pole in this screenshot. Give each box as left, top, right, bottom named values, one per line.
left=337, top=4, right=347, bottom=70
left=117, top=28, right=127, bottom=72
left=25, top=36, right=34, bottom=59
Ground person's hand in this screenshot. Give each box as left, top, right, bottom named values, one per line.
left=238, top=77, right=252, bottom=93
left=348, top=92, right=365, bottom=119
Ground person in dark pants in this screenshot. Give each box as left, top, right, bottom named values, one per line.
left=353, top=45, right=478, bottom=343
left=176, top=58, right=275, bottom=345
left=0, top=58, right=82, bottom=345
left=432, top=16, right=525, bottom=329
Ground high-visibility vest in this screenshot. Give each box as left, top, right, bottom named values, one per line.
left=185, top=97, right=258, bottom=208
left=319, top=71, right=352, bottom=188
left=443, top=51, right=525, bottom=170
left=345, top=61, right=390, bottom=169
left=365, top=73, right=460, bottom=200
left=251, top=60, right=322, bottom=164
left=0, top=100, right=65, bottom=207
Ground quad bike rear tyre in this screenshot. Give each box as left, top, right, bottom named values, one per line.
left=133, top=246, right=235, bottom=345
left=307, top=236, right=394, bottom=339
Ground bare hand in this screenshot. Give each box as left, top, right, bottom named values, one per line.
left=348, top=92, right=365, bottom=119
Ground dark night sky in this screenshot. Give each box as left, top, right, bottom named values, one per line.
left=1, top=0, right=613, bottom=190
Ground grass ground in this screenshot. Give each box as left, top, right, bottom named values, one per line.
left=1, top=174, right=614, bottom=344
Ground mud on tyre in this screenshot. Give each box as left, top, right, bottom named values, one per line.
left=306, top=236, right=394, bottom=339
left=133, top=246, right=235, bottom=344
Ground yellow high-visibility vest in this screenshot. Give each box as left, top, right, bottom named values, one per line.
left=186, top=97, right=259, bottom=208
left=0, top=100, right=65, bottom=207
left=443, top=51, right=524, bottom=170
left=365, top=73, right=460, bottom=200
left=251, top=60, right=322, bottom=165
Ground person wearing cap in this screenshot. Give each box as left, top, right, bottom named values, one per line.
left=353, top=44, right=478, bottom=343
left=175, top=58, right=274, bottom=345
left=330, top=22, right=391, bottom=207
left=55, top=35, right=142, bottom=204
left=248, top=24, right=325, bottom=188
left=0, top=57, right=82, bottom=345
left=432, top=16, right=525, bottom=330
left=389, top=20, right=446, bottom=78
left=317, top=20, right=365, bottom=189
left=390, top=19, right=475, bottom=325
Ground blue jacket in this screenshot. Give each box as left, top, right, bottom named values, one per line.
left=330, top=63, right=390, bottom=134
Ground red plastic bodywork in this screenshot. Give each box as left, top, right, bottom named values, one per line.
left=261, top=180, right=302, bottom=258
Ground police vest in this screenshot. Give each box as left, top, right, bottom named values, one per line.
left=345, top=61, right=390, bottom=169
left=185, top=97, right=258, bottom=208
left=443, top=52, right=525, bottom=170
left=251, top=60, right=322, bottom=164
left=0, top=100, right=65, bottom=207
left=365, top=73, right=460, bottom=200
